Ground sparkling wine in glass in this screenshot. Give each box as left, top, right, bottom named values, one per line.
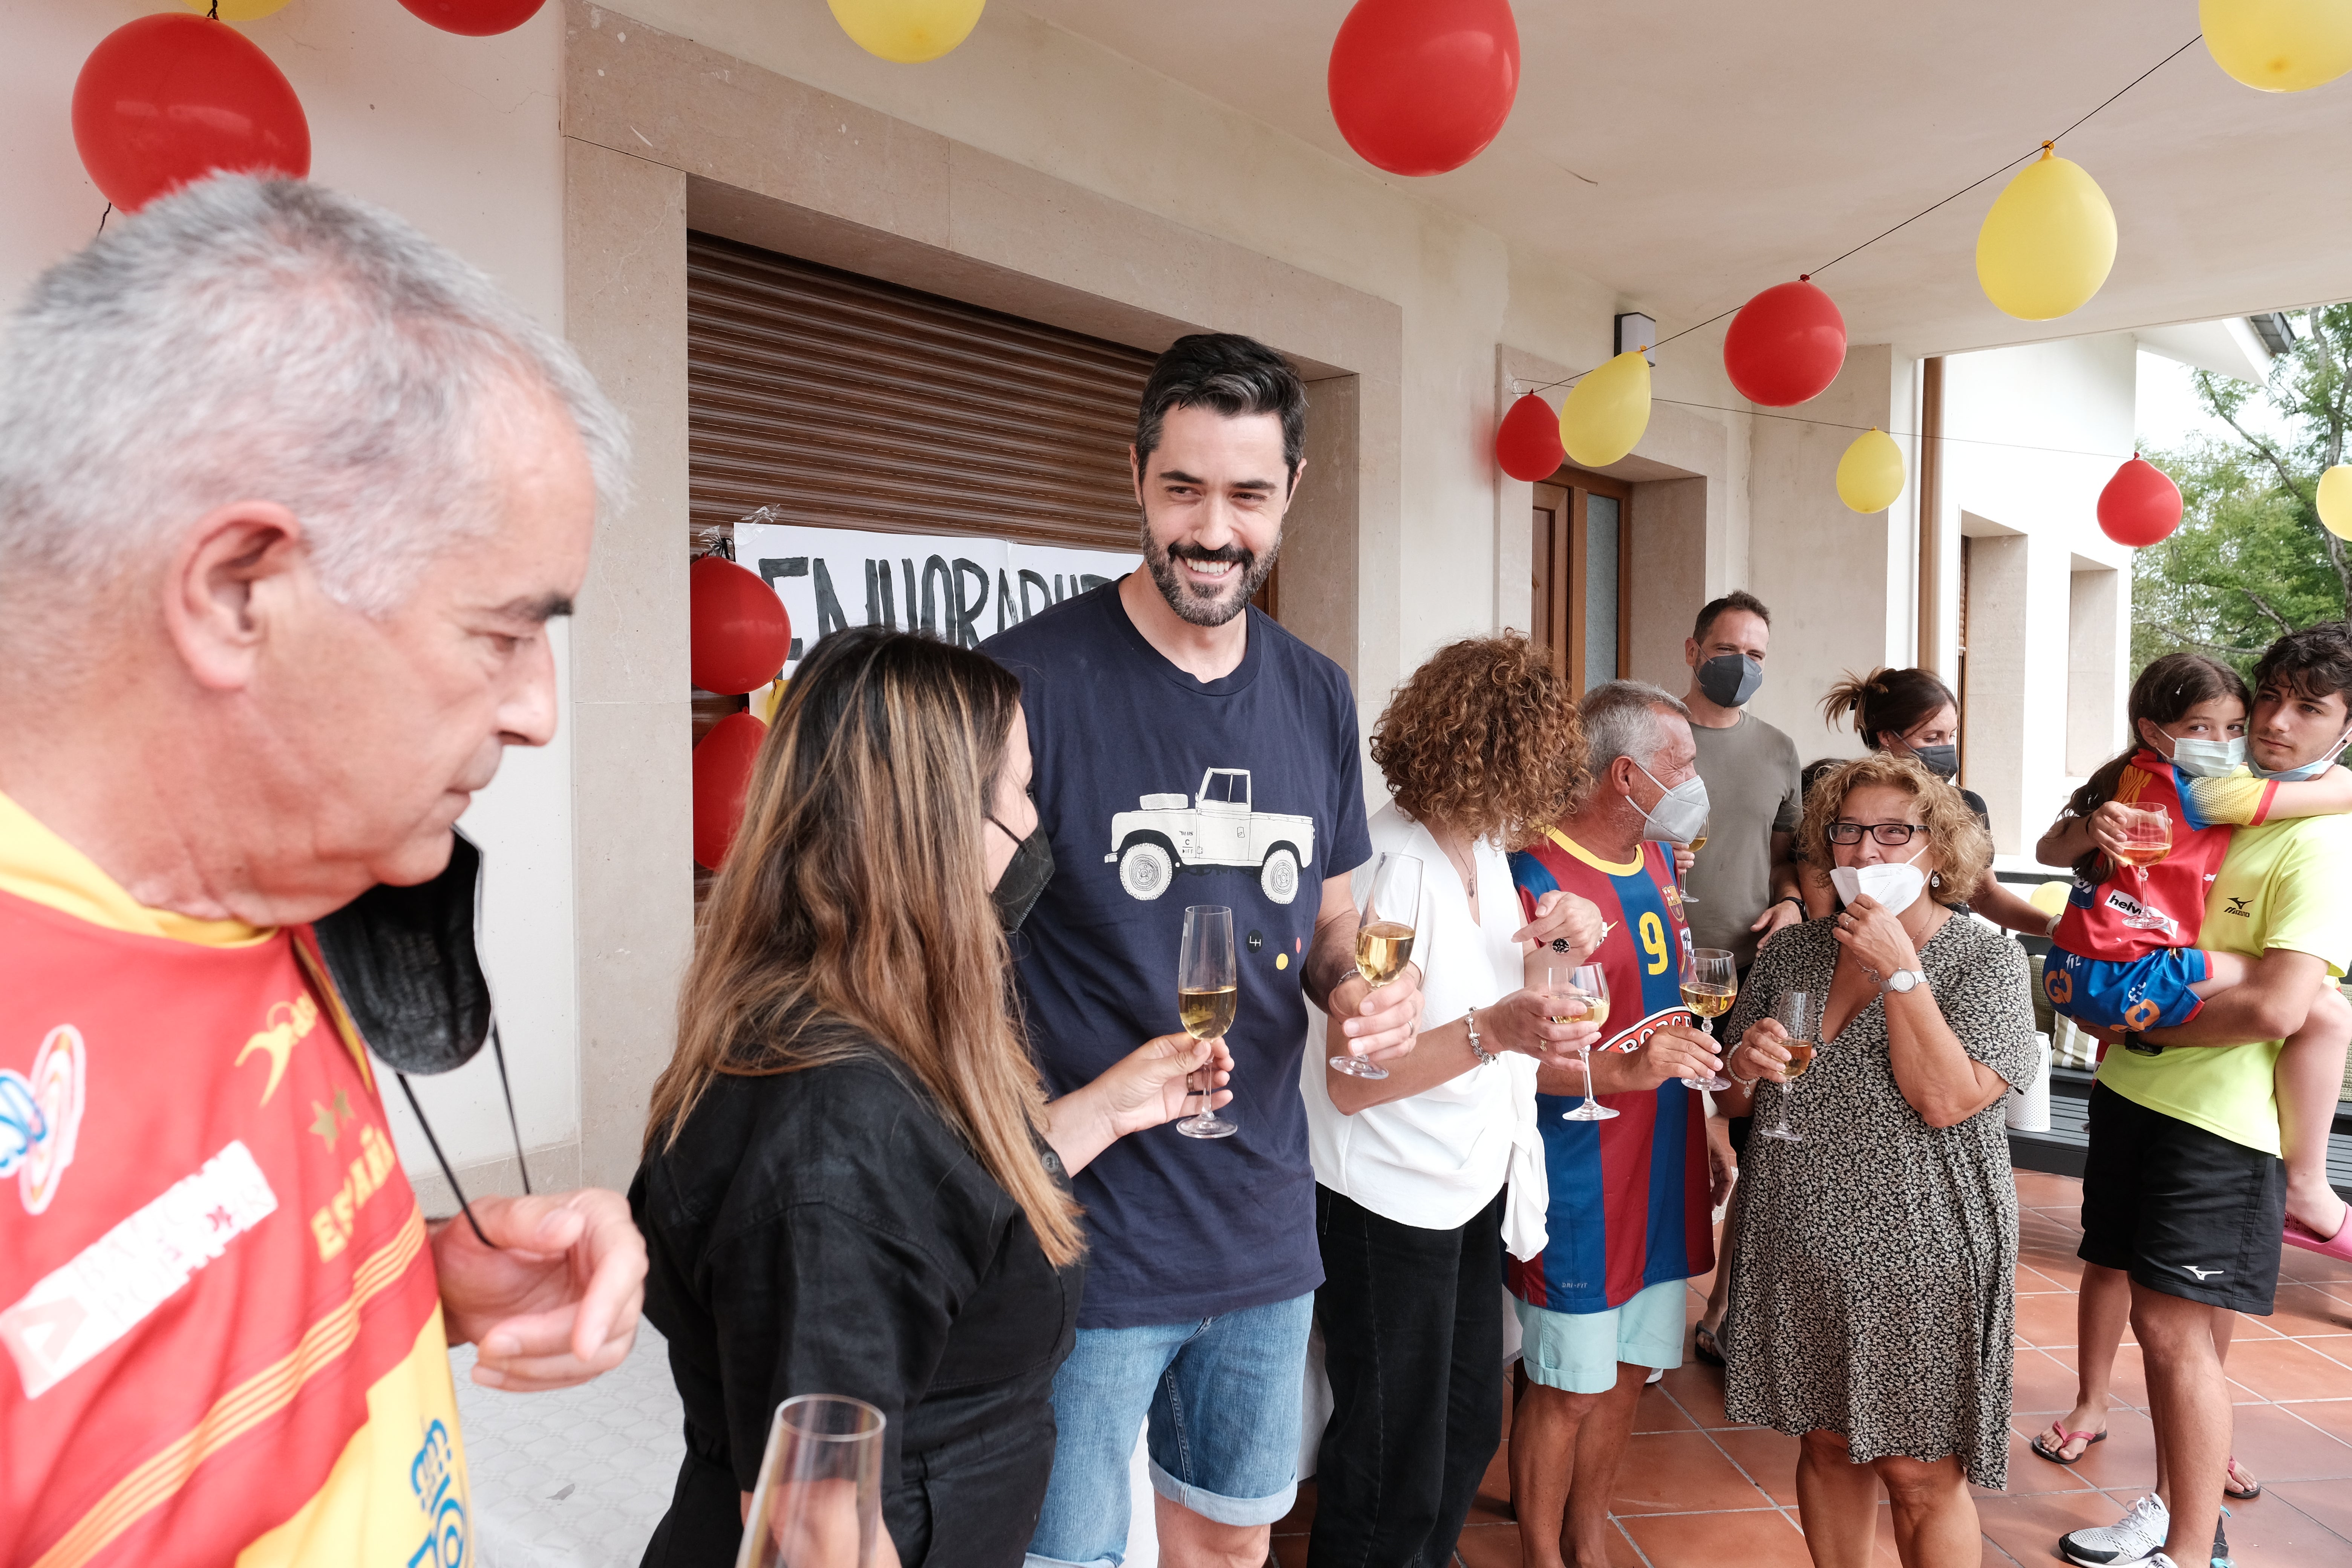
left=2117, top=805, right=2173, bottom=931
left=1679, top=818, right=1710, bottom=905
left=1331, top=852, right=1423, bottom=1081
left=1678, top=946, right=1736, bottom=1092
left=1177, top=905, right=1239, bottom=1139
left=1757, top=990, right=1819, bottom=1144
left=1550, top=962, right=1618, bottom=1122
left=737, top=1394, right=885, bottom=1568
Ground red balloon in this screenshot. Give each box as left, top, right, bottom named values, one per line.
left=396, top=0, right=549, bottom=36
left=1495, top=392, right=1564, bottom=481
left=72, top=15, right=310, bottom=213
left=2098, top=456, right=2184, bottom=547
left=692, top=710, right=769, bottom=871
left=690, top=554, right=793, bottom=695
left=1328, top=0, right=1519, bottom=176
left=1723, top=279, right=1847, bottom=407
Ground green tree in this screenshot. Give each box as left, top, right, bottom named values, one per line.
left=2133, top=304, right=2352, bottom=678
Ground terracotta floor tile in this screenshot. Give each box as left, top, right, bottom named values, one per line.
left=2013, top=1263, right=2070, bottom=1295
left=2012, top=1289, right=2085, bottom=1349
left=2283, top=1398, right=2352, bottom=1445
left=1631, top=1380, right=1697, bottom=1433
left=1618, top=1505, right=1811, bottom=1568
left=2012, top=1171, right=2081, bottom=1206
left=1973, top=1488, right=2145, bottom=1566
left=2011, top=1346, right=2085, bottom=1415
left=1468, top=1440, right=1512, bottom=1525
left=2009, top=1407, right=2158, bottom=1496
left=2222, top=1337, right=2352, bottom=1401
left=1654, top=1363, right=1751, bottom=1430
left=2272, top=1284, right=2352, bottom=1336
left=2102, top=1342, right=2152, bottom=1408
left=2227, top=1400, right=2352, bottom=1482
left=2259, top=1481, right=2352, bottom=1554
left=1707, top=1425, right=1803, bottom=1504
left=1609, top=1429, right=1778, bottom=1514
left=1269, top=1531, right=1309, bottom=1568
left=2029, top=1204, right=2084, bottom=1230
left=2280, top=1245, right=2352, bottom=1288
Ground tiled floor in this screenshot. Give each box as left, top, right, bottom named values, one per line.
left=1272, top=1171, right=2352, bottom=1567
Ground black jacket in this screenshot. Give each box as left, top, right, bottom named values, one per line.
left=630, top=1043, right=1081, bottom=1568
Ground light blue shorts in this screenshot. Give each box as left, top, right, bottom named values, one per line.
left=1512, top=1279, right=1687, bottom=1394
left=1025, top=1291, right=1314, bottom=1568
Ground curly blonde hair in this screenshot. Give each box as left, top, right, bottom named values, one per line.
left=1797, top=752, right=1991, bottom=904
left=1370, top=634, right=1586, bottom=851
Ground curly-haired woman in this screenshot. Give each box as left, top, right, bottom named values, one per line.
left=1716, top=753, right=2039, bottom=1568
left=1298, top=633, right=1606, bottom=1568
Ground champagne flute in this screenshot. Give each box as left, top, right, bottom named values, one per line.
left=1549, top=962, right=1618, bottom=1122
left=1756, top=990, right=1819, bottom=1144
left=1177, top=904, right=1239, bottom=1139
left=2117, top=804, right=2173, bottom=931
left=1679, top=817, right=1710, bottom=905
left=737, top=1394, right=885, bottom=1568
left=1331, top=852, right=1422, bottom=1081
left=1678, top=946, right=1736, bottom=1091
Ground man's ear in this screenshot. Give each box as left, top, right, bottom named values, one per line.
left=1285, top=456, right=1309, bottom=503
left=1683, top=636, right=1700, bottom=670
left=163, top=501, right=308, bottom=693
left=1129, top=443, right=1145, bottom=508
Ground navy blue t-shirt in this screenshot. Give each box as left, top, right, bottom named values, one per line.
left=983, top=583, right=1371, bottom=1329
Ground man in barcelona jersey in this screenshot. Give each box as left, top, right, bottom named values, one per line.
left=1505, top=681, right=1730, bottom=1568
left=0, top=177, right=646, bottom=1567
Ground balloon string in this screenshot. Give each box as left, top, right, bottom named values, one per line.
left=95, top=204, right=113, bottom=239
left=1514, top=32, right=2205, bottom=401
left=1505, top=386, right=2137, bottom=463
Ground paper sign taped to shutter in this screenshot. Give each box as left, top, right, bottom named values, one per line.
left=737, top=523, right=1141, bottom=678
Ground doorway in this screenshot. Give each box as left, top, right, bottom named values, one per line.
left=1531, top=465, right=1634, bottom=694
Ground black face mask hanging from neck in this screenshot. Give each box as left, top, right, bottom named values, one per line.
left=989, top=816, right=1055, bottom=933
left=308, top=829, right=527, bottom=1248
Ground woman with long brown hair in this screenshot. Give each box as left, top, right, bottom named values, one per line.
left=632, top=626, right=1231, bottom=1568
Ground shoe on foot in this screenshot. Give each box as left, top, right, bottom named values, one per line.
left=1645, top=1365, right=1663, bottom=1384
left=2212, top=1507, right=2232, bottom=1568
left=2060, top=1493, right=2169, bottom=1567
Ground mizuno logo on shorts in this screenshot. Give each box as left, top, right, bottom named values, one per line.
left=2181, top=1264, right=2225, bottom=1280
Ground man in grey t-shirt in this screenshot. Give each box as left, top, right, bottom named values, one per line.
left=1677, top=591, right=1802, bottom=970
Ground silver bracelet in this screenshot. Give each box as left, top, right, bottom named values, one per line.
left=1725, top=1040, right=1761, bottom=1087
left=1465, top=1008, right=1499, bottom=1067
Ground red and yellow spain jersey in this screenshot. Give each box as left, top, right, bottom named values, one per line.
left=0, top=793, right=470, bottom=1568
left=2050, top=749, right=2272, bottom=964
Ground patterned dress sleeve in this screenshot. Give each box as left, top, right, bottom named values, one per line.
left=1931, top=922, right=2040, bottom=1092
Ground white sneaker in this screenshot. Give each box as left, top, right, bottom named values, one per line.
left=2060, top=1494, right=2169, bottom=1567
left=1646, top=1366, right=1663, bottom=1384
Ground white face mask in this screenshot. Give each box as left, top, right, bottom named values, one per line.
left=2253, top=726, right=2352, bottom=781
left=1632, top=760, right=1710, bottom=845
left=2158, top=729, right=2246, bottom=779
left=1830, top=841, right=1930, bottom=915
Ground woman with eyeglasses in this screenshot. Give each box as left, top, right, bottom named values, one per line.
left=1712, top=753, right=2040, bottom=1568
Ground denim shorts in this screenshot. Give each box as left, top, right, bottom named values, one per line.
left=1023, top=1291, right=1314, bottom=1568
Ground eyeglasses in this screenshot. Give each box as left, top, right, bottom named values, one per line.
left=1827, top=820, right=1928, bottom=845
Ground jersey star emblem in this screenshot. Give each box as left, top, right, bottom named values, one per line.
left=309, top=1098, right=342, bottom=1150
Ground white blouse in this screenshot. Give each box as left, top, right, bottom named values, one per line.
left=1301, top=803, right=1548, bottom=1251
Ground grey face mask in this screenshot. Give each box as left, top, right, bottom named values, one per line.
left=989, top=817, right=1055, bottom=933
left=1908, top=743, right=1960, bottom=781
left=1697, top=654, right=1762, bottom=708
left=309, top=829, right=527, bottom=1248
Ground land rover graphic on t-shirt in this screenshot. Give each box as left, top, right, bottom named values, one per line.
left=1106, top=767, right=1317, bottom=903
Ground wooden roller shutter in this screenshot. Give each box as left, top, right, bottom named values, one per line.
left=688, top=233, right=1158, bottom=556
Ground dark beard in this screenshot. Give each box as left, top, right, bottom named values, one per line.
left=1141, top=526, right=1281, bottom=628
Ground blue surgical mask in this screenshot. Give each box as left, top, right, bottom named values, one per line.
left=2254, top=728, right=2352, bottom=781
left=2161, top=731, right=2246, bottom=779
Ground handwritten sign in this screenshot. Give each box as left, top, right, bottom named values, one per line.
left=735, top=523, right=1142, bottom=677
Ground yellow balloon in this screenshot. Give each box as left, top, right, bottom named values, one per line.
left=1557, top=350, right=1652, bottom=468
left=2201, top=0, right=2352, bottom=92
left=180, top=0, right=295, bottom=17
left=1836, top=427, right=1906, bottom=513
left=2029, top=880, right=2073, bottom=920
left=2320, top=464, right=2352, bottom=539
left=827, top=0, right=986, bottom=62
left=1975, top=148, right=2117, bottom=321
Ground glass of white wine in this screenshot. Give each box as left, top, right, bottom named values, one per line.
left=2118, top=804, right=2173, bottom=930
left=1678, top=946, right=1736, bottom=1092
left=1330, top=851, right=1422, bottom=1081
left=1679, top=817, right=1709, bottom=905
left=1177, top=904, right=1239, bottom=1139
left=737, top=1393, right=886, bottom=1568
left=1549, top=962, right=1617, bottom=1122
left=1756, top=989, right=1819, bottom=1144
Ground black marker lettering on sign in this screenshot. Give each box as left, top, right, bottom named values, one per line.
left=865, top=558, right=897, bottom=630
left=1018, top=569, right=1051, bottom=619
left=953, top=559, right=989, bottom=648
left=812, top=559, right=849, bottom=639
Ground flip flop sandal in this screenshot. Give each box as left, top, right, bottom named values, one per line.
left=2225, top=1456, right=2261, bottom=1499
left=2028, top=1425, right=2107, bottom=1464
left=1693, top=1323, right=1726, bottom=1367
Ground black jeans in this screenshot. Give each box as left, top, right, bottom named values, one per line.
left=1309, top=1185, right=1504, bottom=1568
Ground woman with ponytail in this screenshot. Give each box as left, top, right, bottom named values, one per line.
left=1807, top=668, right=2051, bottom=934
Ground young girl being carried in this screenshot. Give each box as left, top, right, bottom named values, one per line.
left=2039, top=652, right=2351, bottom=1252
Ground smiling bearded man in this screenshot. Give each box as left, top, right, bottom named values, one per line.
left=0, top=176, right=646, bottom=1568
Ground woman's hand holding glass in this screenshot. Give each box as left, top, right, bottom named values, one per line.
left=1618, top=1022, right=1726, bottom=1091
left=1102, top=1034, right=1235, bottom=1137
left=1480, top=986, right=1603, bottom=1069
left=1730, top=1016, right=1798, bottom=1086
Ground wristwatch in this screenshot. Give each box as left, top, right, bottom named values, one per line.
left=1879, top=968, right=1929, bottom=995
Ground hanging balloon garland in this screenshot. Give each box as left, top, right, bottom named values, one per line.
left=1326, top=0, right=1520, bottom=177
left=2201, top=0, right=2352, bottom=91
left=829, top=0, right=988, bottom=63
left=2320, top=464, right=2352, bottom=541
left=2097, top=454, right=2185, bottom=546
left=72, top=12, right=310, bottom=212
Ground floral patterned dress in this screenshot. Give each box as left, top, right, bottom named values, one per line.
left=1719, top=914, right=2037, bottom=1488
